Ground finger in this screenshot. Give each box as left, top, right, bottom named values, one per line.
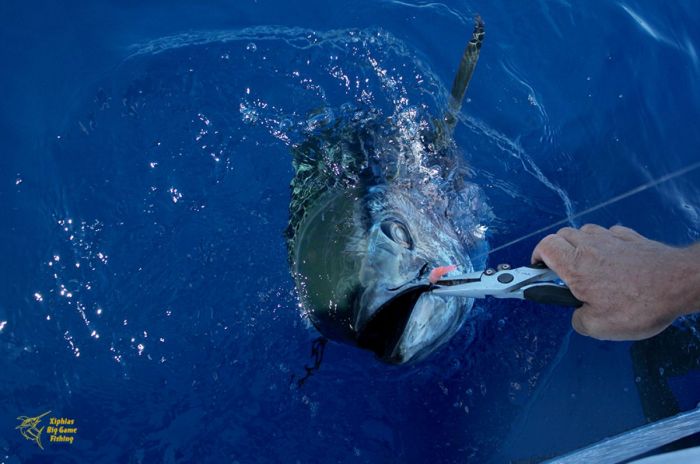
left=571, top=307, right=588, bottom=336
left=580, top=223, right=607, bottom=234
left=572, top=306, right=625, bottom=340
left=556, top=227, right=584, bottom=246
left=531, top=234, right=576, bottom=275
left=609, top=225, right=644, bottom=241
left=571, top=305, right=601, bottom=338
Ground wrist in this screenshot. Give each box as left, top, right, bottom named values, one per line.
left=670, top=243, right=700, bottom=317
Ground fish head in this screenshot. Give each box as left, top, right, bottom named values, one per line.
left=353, top=184, right=474, bottom=364
left=292, top=182, right=476, bottom=364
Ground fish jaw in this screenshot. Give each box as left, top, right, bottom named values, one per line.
left=389, top=292, right=472, bottom=363
left=355, top=282, right=473, bottom=364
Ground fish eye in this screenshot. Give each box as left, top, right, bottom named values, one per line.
left=380, top=220, right=413, bottom=249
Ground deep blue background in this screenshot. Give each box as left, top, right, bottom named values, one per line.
left=1, top=1, right=699, bottom=463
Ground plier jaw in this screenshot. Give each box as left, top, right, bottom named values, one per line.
left=432, top=263, right=583, bottom=308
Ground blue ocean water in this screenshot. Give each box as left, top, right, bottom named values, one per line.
left=1, top=1, right=699, bottom=463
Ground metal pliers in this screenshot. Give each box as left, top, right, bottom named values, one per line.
left=431, top=263, right=583, bottom=307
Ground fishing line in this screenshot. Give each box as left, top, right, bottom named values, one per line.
left=479, top=160, right=700, bottom=259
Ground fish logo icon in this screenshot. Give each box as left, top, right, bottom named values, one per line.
left=16, top=411, right=51, bottom=450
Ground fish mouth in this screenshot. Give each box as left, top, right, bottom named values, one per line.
left=355, top=284, right=433, bottom=363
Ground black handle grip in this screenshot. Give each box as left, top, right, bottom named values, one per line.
left=523, top=284, right=583, bottom=308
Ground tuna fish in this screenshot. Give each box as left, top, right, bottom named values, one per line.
left=286, top=18, right=488, bottom=364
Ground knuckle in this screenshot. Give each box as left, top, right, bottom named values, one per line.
left=564, top=268, right=585, bottom=291
left=557, top=227, right=576, bottom=237
left=610, top=225, right=638, bottom=239
left=609, top=225, right=629, bottom=236
left=572, top=244, right=589, bottom=262
left=537, top=234, right=558, bottom=253
left=541, top=233, right=559, bottom=245
left=573, top=244, right=600, bottom=263
left=609, top=225, right=643, bottom=241
left=581, top=223, right=603, bottom=233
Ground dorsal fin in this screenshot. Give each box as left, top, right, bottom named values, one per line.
left=443, top=16, right=485, bottom=131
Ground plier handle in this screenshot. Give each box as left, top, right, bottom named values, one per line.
left=432, top=263, right=583, bottom=308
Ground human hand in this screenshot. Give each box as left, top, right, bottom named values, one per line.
left=531, top=224, right=699, bottom=341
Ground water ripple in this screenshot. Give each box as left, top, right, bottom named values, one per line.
left=620, top=3, right=699, bottom=73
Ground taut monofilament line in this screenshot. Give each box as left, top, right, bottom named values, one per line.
left=478, top=160, right=700, bottom=259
